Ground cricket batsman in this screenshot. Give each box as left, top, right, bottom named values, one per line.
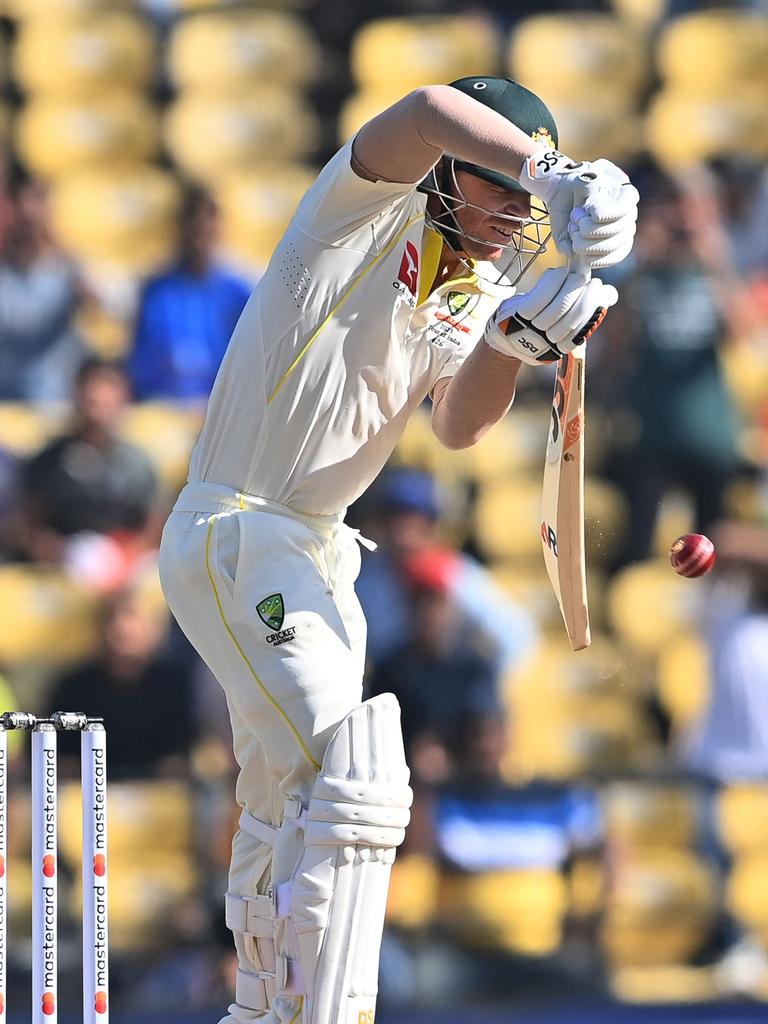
left=159, top=77, right=639, bottom=1023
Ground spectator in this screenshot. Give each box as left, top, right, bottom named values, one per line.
left=129, top=185, right=253, bottom=403
left=0, top=169, right=87, bottom=402
left=367, top=544, right=505, bottom=783
left=19, top=356, right=157, bottom=588
left=682, top=521, right=768, bottom=782
left=49, top=581, right=196, bottom=780
left=594, top=169, right=742, bottom=569
left=354, top=466, right=537, bottom=672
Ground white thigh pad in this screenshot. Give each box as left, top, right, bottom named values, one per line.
left=280, top=694, right=412, bottom=1024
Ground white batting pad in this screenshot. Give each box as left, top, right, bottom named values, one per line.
left=282, top=693, right=412, bottom=1024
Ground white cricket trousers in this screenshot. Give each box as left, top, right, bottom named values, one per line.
left=158, top=482, right=369, bottom=1023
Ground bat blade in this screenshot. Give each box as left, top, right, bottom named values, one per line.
left=541, top=346, right=591, bottom=651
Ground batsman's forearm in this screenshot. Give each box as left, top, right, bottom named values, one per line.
left=431, top=341, right=522, bottom=450
left=353, top=85, right=538, bottom=186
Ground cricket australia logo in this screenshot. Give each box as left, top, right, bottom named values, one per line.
left=257, top=593, right=297, bottom=646
left=257, top=594, right=284, bottom=631
left=447, top=291, right=471, bottom=317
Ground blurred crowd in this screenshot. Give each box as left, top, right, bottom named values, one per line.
left=1, top=0, right=768, bottom=1017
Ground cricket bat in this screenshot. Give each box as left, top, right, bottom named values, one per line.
left=540, top=257, right=594, bottom=651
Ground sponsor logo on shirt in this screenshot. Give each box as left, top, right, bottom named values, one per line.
left=393, top=241, right=420, bottom=308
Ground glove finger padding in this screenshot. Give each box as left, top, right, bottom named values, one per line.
left=485, top=272, right=617, bottom=364
left=528, top=270, right=593, bottom=333
left=512, top=266, right=570, bottom=321
left=547, top=279, right=618, bottom=347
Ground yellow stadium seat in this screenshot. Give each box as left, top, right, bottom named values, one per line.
left=474, top=474, right=543, bottom=560
left=350, top=15, right=501, bottom=92
left=51, top=164, right=181, bottom=274
left=0, top=566, right=101, bottom=668
left=603, top=849, right=717, bottom=967
left=0, top=402, right=64, bottom=455
left=646, top=89, right=768, bottom=169
left=656, top=11, right=768, bottom=95
left=164, top=91, right=320, bottom=184
left=508, top=15, right=647, bottom=105
left=120, top=403, right=204, bottom=493
left=717, top=785, right=768, bottom=857
left=12, top=11, right=156, bottom=97
left=656, top=630, right=710, bottom=733
left=546, top=98, right=642, bottom=164
left=603, top=782, right=699, bottom=848
left=508, top=633, right=638, bottom=705
left=608, top=559, right=702, bottom=656
left=610, top=0, right=666, bottom=32
left=439, top=868, right=567, bottom=956
left=509, top=688, right=653, bottom=780
left=218, top=166, right=314, bottom=273
left=473, top=471, right=626, bottom=563
left=386, top=853, right=439, bottom=929
left=726, top=851, right=768, bottom=938
left=60, top=780, right=200, bottom=952
left=15, top=94, right=159, bottom=179
left=4, top=0, right=139, bottom=16
left=168, top=9, right=320, bottom=92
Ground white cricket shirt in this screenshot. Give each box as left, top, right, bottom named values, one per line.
left=188, top=140, right=513, bottom=516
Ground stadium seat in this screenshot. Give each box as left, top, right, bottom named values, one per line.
left=726, top=851, right=768, bottom=947
left=646, top=89, right=768, bottom=168
left=217, top=166, right=315, bottom=273
left=438, top=868, right=567, bottom=956
left=473, top=472, right=626, bottom=564
left=15, top=94, right=159, bottom=179
left=0, top=402, right=63, bottom=455
left=386, top=852, right=439, bottom=929
left=120, top=403, right=204, bottom=493
left=12, top=11, right=156, bottom=96
left=508, top=633, right=639, bottom=706
left=3, top=0, right=139, bottom=15
left=602, top=849, right=717, bottom=967
left=603, top=782, right=699, bottom=849
left=50, top=164, right=181, bottom=274
left=350, top=15, right=501, bottom=92
left=164, top=91, right=320, bottom=184
left=0, top=566, right=101, bottom=669
left=508, top=14, right=647, bottom=105
left=509, top=687, right=653, bottom=779
left=656, top=630, right=710, bottom=734
left=167, top=9, right=320, bottom=92
left=60, top=779, right=200, bottom=951
left=546, top=98, right=641, bottom=165
left=716, top=784, right=768, bottom=857
left=610, top=0, right=666, bottom=32
left=608, top=559, right=703, bottom=656
left=656, top=11, right=768, bottom=95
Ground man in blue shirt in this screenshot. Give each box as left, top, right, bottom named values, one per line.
left=129, top=186, right=253, bottom=402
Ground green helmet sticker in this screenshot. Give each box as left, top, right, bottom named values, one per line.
left=257, top=594, right=285, bottom=632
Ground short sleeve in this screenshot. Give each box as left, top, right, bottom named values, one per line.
left=292, top=139, right=423, bottom=248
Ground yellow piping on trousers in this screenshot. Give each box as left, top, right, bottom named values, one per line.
left=267, top=213, right=426, bottom=405
left=204, top=518, right=321, bottom=771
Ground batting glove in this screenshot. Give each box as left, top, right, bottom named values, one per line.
left=483, top=266, right=618, bottom=365
left=519, top=149, right=639, bottom=270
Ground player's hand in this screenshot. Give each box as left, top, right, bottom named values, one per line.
left=519, top=149, right=639, bottom=269
left=483, top=266, right=618, bottom=365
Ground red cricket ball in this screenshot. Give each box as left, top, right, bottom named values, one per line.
left=669, top=533, right=716, bottom=578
